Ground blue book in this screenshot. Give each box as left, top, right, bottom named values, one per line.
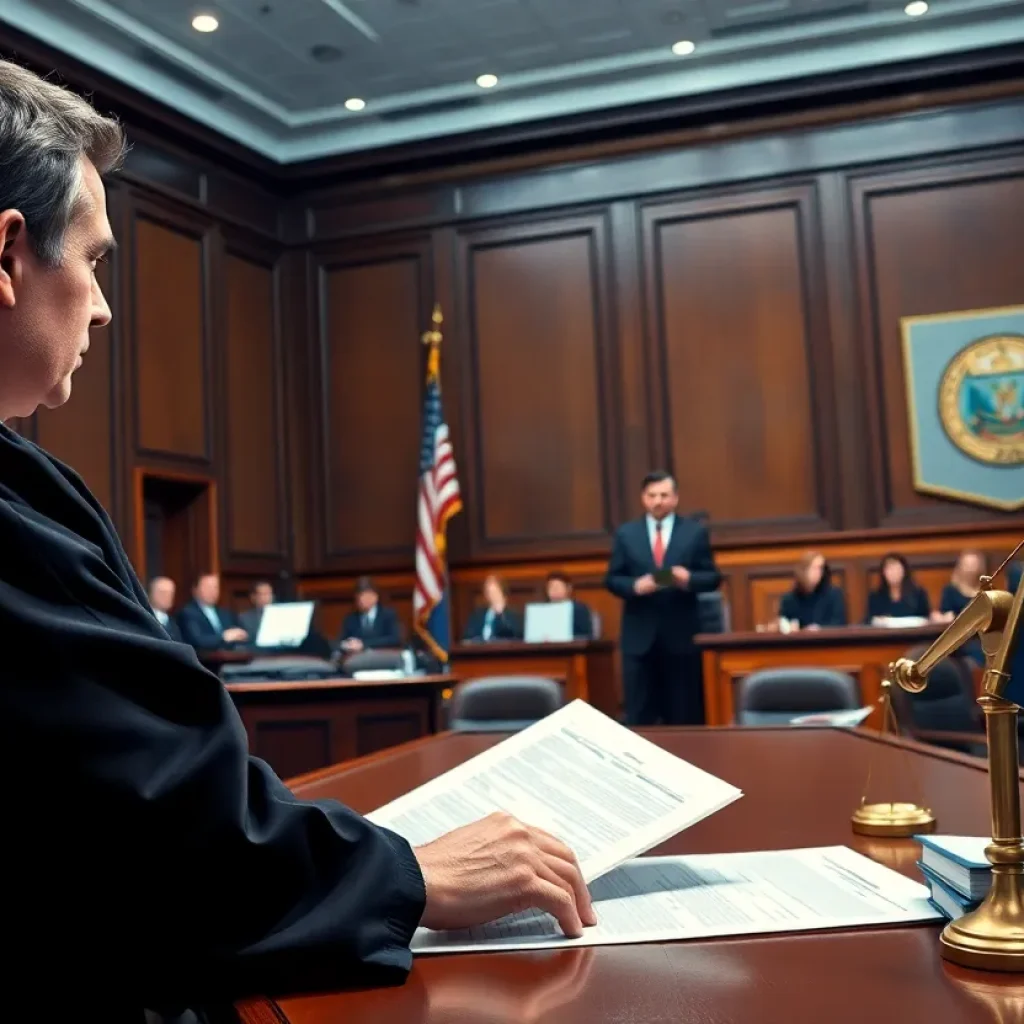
left=918, top=862, right=982, bottom=921
left=915, top=834, right=991, bottom=901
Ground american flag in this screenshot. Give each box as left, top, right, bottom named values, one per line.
left=413, top=315, right=462, bottom=661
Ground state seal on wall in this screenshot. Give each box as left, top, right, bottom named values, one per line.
left=938, top=335, right=1024, bottom=466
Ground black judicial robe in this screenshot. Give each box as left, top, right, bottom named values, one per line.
left=0, top=424, right=425, bottom=1012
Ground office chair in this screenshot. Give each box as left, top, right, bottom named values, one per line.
left=736, top=668, right=860, bottom=725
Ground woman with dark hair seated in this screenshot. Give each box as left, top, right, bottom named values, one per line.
left=865, top=552, right=931, bottom=625
left=778, top=551, right=847, bottom=631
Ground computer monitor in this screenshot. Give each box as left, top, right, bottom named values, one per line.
left=524, top=601, right=573, bottom=643
left=254, top=601, right=315, bottom=649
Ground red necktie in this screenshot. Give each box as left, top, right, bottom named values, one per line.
left=653, top=523, right=665, bottom=568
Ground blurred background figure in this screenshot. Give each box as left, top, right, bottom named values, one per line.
left=339, top=577, right=402, bottom=653
left=865, top=553, right=931, bottom=624
left=464, top=574, right=523, bottom=642
left=778, top=552, right=847, bottom=632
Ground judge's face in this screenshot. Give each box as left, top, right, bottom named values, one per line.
left=251, top=583, right=273, bottom=607
left=546, top=579, right=570, bottom=602
left=356, top=589, right=378, bottom=613
left=641, top=479, right=678, bottom=520
left=0, top=158, right=113, bottom=419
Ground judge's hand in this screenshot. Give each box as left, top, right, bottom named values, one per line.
left=222, top=627, right=248, bottom=643
left=342, top=637, right=364, bottom=652
left=633, top=574, right=657, bottom=595
left=415, top=811, right=597, bottom=938
left=671, top=566, right=691, bottom=588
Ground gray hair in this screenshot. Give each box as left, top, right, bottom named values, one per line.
left=0, top=60, right=126, bottom=266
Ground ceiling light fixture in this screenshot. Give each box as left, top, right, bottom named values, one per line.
left=344, top=97, right=366, bottom=111
left=476, top=73, right=498, bottom=89
left=904, top=1, right=928, bottom=15
left=191, top=13, right=219, bottom=32
left=671, top=40, right=696, bottom=56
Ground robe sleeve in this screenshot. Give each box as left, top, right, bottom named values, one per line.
left=0, top=495, right=426, bottom=1007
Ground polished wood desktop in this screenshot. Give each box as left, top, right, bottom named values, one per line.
left=232, top=725, right=1023, bottom=1024
left=226, top=674, right=455, bottom=780
left=449, top=640, right=619, bottom=718
left=698, top=624, right=945, bottom=730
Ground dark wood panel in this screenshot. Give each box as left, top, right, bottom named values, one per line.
left=34, top=253, right=117, bottom=513
left=222, top=248, right=285, bottom=561
left=132, top=206, right=210, bottom=461
left=460, top=214, right=615, bottom=555
left=643, top=186, right=834, bottom=538
left=852, top=156, right=1024, bottom=528
left=315, top=237, right=432, bottom=566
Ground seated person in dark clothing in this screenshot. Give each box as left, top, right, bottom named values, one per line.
left=339, top=576, right=402, bottom=652
left=778, top=551, right=847, bottom=630
left=865, top=552, right=931, bottom=624
left=0, top=59, right=594, bottom=1017
left=147, top=575, right=183, bottom=643
left=545, top=571, right=594, bottom=639
left=463, top=574, right=523, bottom=641
left=937, top=549, right=988, bottom=667
left=177, top=572, right=248, bottom=651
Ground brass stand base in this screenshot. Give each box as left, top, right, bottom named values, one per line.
left=939, top=867, right=1024, bottom=973
left=851, top=802, right=937, bottom=838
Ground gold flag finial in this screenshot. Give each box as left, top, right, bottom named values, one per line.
left=422, top=303, right=443, bottom=377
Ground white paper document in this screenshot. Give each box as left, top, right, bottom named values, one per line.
left=790, top=706, right=874, bottom=728
left=411, top=845, right=942, bottom=954
left=367, top=699, right=743, bottom=884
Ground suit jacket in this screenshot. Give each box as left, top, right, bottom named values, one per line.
left=605, top=516, right=721, bottom=656
left=463, top=606, right=523, bottom=642
left=152, top=609, right=183, bottom=644
left=0, top=423, right=424, bottom=1011
left=239, top=606, right=262, bottom=640
left=569, top=600, right=594, bottom=639
left=340, top=606, right=402, bottom=649
left=177, top=599, right=243, bottom=651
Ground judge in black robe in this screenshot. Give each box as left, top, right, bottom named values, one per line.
left=0, top=424, right=425, bottom=1015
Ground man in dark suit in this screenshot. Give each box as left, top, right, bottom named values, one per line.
left=545, top=571, right=595, bottom=639
left=605, top=471, right=722, bottom=726
left=177, top=572, right=248, bottom=651
left=239, top=579, right=274, bottom=640
left=339, top=577, right=402, bottom=652
left=147, top=575, right=183, bottom=643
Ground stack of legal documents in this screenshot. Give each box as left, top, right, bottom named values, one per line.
left=369, top=700, right=941, bottom=954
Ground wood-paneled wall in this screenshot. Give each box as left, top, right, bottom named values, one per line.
left=294, top=85, right=1024, bottom=634
left=7, top=35, right=1023, bottom=625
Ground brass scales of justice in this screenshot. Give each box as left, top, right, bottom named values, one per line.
left=851, top=538, right=1024, bottom=971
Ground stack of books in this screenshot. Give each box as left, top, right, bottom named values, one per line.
left=915, top=834, right=991, bottom=921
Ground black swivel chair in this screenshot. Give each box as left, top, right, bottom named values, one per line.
left=448, top=676, right=562, bottom=733
left=736, top=668, right=860, bottom=725
left=888, top=645, right=984, bottom=756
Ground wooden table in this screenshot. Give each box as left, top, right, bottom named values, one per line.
left=233, top=726, right=1023, bottom=1024
left=449, top=640, right=619, bottom=718
left=226, top=674, right=454, bottom=779
left=697, top=624, right=944, bottom=730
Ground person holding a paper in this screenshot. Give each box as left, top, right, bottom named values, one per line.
left=605, top=471, right=722, bottom=726
left=0, top=59, right=593, bottom=1017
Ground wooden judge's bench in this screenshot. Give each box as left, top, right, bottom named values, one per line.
left=231, top=725, right=1024, bottom=1024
